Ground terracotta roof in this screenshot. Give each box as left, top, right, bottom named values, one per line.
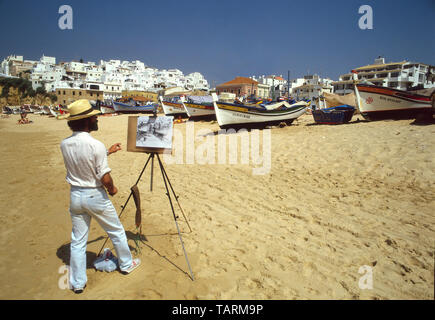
left=218, top=77, right=258, bottom=86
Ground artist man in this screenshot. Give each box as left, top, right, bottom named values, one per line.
left=60, top=99, right=140, bottom=294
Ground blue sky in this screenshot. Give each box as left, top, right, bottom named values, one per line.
left=0, top=0, right=433, bottom=85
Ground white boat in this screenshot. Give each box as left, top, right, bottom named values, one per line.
left=99, top=100, right=116, bottom=114
left=100, top=105, right=115, bottom=114
left=159, top=96, right=187, bottom=117
left=49, top=106, right=60, bottom=117
left=89, top=100, right=115, bottom=114
left=112, top=98, right=157, bottom=113
left=12, top=107, right=21, bottom=114
left=354, top=83, right=433, bottom=120
left=211, top=93, right=308, bottom=128
left=182, top=95, right=216, bottom=119
left=41, top=106, right=51, bottom=115
left=2, top=106, right=13, bottom=114
left=29, top=105, right=41, bottom=113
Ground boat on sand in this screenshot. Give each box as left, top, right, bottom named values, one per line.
left=211, top=93, right=308, bottom=128
left=354, top=83, right=433, bottom=120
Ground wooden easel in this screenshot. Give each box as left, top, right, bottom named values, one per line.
left=98, top=116, right=194, bottom=280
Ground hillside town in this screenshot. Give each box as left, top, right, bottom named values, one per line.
left=0, top=54, right=210, bottom=104
left=0, top=54, right=434, bottom=110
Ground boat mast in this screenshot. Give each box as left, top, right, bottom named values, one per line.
left=287, top=70, right=290, bottom=99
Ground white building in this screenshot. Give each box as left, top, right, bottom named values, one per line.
left=291, top=74, right=334, bottom=102
left=1, top=54, right=210, bottom=97
left=29, top=55, right=63, bottom=91
left=40, top=55, right=56, bottom=65
left=0, top=55, right=23, bottom=75
left=251, top=75, right=287, bottom=99
left=185, top=72, right=209, bottom=91
left=333, top=57, right=435, bottom=94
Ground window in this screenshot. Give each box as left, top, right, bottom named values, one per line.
left=79, top=92, right=82, bottom=96
left=391, top=72, right=400, bottom=77
left=63, top=91, right=65, bottom=95
left=73, top=91, right=75, bottom=95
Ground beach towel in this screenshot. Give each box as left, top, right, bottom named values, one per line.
left=93, top=248, right=119, bottom=272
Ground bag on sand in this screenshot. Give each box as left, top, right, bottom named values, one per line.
left=93, top=248, right=119, bottom=272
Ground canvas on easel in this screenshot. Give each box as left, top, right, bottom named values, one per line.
left=127, top=116, right=174, bottom=154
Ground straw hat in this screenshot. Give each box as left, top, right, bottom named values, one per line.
left=60, top=99, right=101, bottom=121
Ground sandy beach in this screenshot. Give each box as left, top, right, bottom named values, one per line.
left=0, top=111, right=433, bottom=300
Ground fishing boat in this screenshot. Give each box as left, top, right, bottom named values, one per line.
left=49, top=106, right=59, bottom=117
left=211, top=93, right=308, bottom=128
left=354, top=83, right=433, bottom=120
left=312, top=105, right=355, bottom=124
left=12, top=107, right=22, bottom=114
left=96, top=100, right=116, bottom=114
left=100, top=103, right=115, bottom=114
left=49, top=105, right=69, bottom=118
left=183, top=95, right=215, bottom=119
left=112, top=97, right=158, bottom=113
left=29, top=105, right=42, bottom=113
left=159, top=96, right=187, bottom=117
left=2, top=106, right=13, bottom=114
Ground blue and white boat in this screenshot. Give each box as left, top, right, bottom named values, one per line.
left=211, top=93, right=308, bottom=128
left=112, top=97, right=158, bottom=113
left=312, top=105, right=355, bottom=124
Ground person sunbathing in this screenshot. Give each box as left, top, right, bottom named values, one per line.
left=18, top=112, right=32, bottom=124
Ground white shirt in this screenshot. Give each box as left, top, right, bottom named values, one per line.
left=60, top=131, right=111, bottom=187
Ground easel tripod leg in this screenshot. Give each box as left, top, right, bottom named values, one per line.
left=150, top=153, right=154, bottom=192
left=156, top=154, right=193, bottom=232
left=157, top=155, right=195, bottom=281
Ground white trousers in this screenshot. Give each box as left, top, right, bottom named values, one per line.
left=69, top=186, right=133, bottom=289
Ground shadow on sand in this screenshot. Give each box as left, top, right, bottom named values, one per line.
left=56, top=230, right=191, bottom=279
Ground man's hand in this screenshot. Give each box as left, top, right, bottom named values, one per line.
left=108, top=186, right=118, bottom=196
left=108, top=143, right=122, bottom=155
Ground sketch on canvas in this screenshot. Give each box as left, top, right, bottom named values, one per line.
left=136, top=116, right=173, bottom=150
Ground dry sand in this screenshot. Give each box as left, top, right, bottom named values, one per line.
left=0, top=112, right=433, bottom=300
